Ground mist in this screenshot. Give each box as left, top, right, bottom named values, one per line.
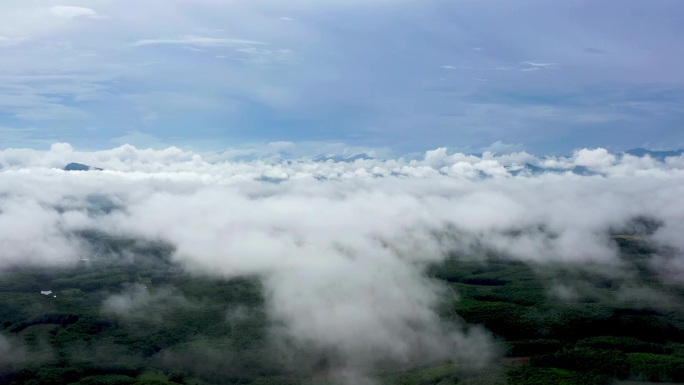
left=1, top=144, right=684, bottom=381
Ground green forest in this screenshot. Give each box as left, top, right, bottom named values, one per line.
left=1, top=234, right=683, bottom=385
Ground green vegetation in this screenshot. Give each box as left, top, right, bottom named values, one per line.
left=428, top=235, right=684, bottom=384
left=1, top=235, right=683, bottom=384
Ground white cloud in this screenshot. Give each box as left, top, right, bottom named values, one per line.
left=133, top=35, right=265, bottom=47
left=573, top=147, right=616, bottom=170
left=51, top=5, right=101, bottom=19
left=520, top=61, right=556, bottom=67
left=518, top=61, right=557, bottom=74
left=2, top=144, right=684, bottom=379
left=103, top=284, right=194, bottom=323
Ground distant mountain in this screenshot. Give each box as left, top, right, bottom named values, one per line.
left=64, top=163, right=103, bottom=171
left=625, top=148, right=683, bottom=161
left=314, top=153, right=374, bottom=163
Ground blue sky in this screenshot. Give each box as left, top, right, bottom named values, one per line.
left=0, top=0, right=683, bottom=155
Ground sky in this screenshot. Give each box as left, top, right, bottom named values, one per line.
left=0, top=0, right=683, bottom=155
left=2, top=3, right=684, bottom=379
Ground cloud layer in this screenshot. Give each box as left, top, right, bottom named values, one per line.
left=2, top=144, right=684, bottom=379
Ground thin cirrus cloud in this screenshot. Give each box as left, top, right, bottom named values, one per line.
left=520, top=61, right=556, bottom=67
left=132, top=35, right=266, bottom=47
left=50, top=5, right=101, bottom=19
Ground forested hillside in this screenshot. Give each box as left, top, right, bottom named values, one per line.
left=1, top=235, right=683, bottom=385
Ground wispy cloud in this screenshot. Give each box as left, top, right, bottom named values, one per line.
left=520, top=61, right=556, bottom=67
left=133, top=35, right=265, bottom=47
left=50, top=5, right=101, bottom=19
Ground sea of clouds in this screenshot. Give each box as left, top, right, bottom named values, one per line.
left=1, top=143, right=684, bottom=379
